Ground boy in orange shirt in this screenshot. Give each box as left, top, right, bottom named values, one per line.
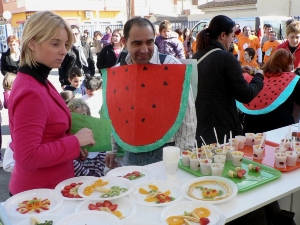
left=241, top=47, right=259, bottom=68
left=262, top=31, right=280, bottom=63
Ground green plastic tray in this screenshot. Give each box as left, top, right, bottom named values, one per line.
left=178, top=158, right=281, bottom=192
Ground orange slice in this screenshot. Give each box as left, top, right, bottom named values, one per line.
left=166, top=216, right=184, bottom=225
left=164, top=190, right=171, bottom=196
left=144, top=197, right=156, bottom=202
left=193, top=207, right=211, bottom=218
left=139, top=188, right=149, bottom=194
left=148, top=184, right=159, bottom=191
left=112, top=210, right=123, bottom=218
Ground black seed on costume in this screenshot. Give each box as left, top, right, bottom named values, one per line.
left=141, top=83, right=145, bottom=87
left=163, top=81, right=168, bottom=86
left=141, top=118, right=145, bottom=122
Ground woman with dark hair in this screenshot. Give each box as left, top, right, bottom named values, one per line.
left=192, top=15, right=264, bottom=145
left=241, top=49, right=300, bottom=133
left=97, top=28, right=124, bottom=75
left=101, top=26, right=112, bottom=47
left=183, top=27, right=196, bottom=59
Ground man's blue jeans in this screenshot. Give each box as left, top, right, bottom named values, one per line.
left=124, top=142, right=175, bottom=166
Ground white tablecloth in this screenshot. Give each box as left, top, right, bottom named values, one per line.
left=4, top=124, right=300, bottom=225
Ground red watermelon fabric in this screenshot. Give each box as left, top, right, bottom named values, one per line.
left=101, top=64, right=192, bottom=153
left=237, top=72, right=300, bottom=115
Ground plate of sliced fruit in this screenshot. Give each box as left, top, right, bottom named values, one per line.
left=181, top=176, right=238, bottom=204
left=129, top=180, right=183, bottom=207
left=17, top=215, right=64, bottom=225
left=4, top=189, right=63, bottom=218
left=161, top=201, right=226, bottom=225
left=106, top=166, right=156, bottom=184
left=75, top=197, right=137, bottom=222
left=77, top=176, right=132, bottom=201
left=55, top=176, right=96, bottom=201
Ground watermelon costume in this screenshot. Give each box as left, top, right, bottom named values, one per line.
left=237, top=72, right=300, bottom=115
left=101, top=64, right=192, bottom=153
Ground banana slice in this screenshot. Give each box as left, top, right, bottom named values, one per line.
left=182, top=216, right=199, bottom=222
left=30, top=217, right=40, bottom=225
left=183, top=219, right=192, bottom=225
left=94, top=186, right=110, bottom=193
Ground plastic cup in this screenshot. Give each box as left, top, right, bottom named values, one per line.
left=254, top=136, right=264, bottom=145
left=231, top=151, right=244, bottom=166
left=210, top=143, right=219, bottom=154
left=286, top=151, right=297, bottom=167
left=163, top=161, right=178, bottom=182
left=229, top=138, right=239, bottom=151
left=201, top=152, right=214, bottom=160
left=296, top=150, right=300, bottom=162
left=292, top=143, right=300, bottom=151
left=210, top=163, right=224, bottom=176
left=199, top=159, right=212, bottom=175
left=274, top=146, right=287, bottom=153
left=274, top=152, right=287, bottom=168
left=252, top=145, right=265, bottom=160
left=245, top=133, right=255, bottom=146
left=181, top=150, right=192, bottom=166
left=222, top=146, right=235, bottom=161
left=255, top=133, right=265, bottom=138
left=163, top=146, right=180, bottom=161
left=281, top=139, right=292, bottom=151
left=215, top=148, right=227, bottom=157
left=213, top=155, right=226, bottom=164
left=235, top=135, right=246, bottom=149
left=189, top=153, right=200, bottom=171
left=201, top=145, right=213, bottom=152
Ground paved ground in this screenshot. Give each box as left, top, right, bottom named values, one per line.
left=0, top=69, right=65, bottom=202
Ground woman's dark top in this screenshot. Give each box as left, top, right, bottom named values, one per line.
left=1, top=48, right=20, bottom=75
left=192, top=40, right=263, bottom=145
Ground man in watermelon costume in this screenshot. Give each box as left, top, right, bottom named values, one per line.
left=101, top=17, right=197, bottom=168
left=237, top=49, right=300, bottom=133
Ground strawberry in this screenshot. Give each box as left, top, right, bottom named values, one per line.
left=255, top=166, right=261, bottom=172
left=200, top=217, right=210, bottom=225
left=88, top=204, right=98, bottom=210
left=102, top=200, right=113, bottom=207
left=108, top=204, right=118, bottom=211
left=237, top=170, right=244, bottom=178
left=96, top=202, right=103, bottom=207
left=241, top=169, right=246, bottom=175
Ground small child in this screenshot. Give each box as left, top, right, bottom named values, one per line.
left=81, top=76, right=102, bottom=118
left=155, top=20, right=185, bottom=59
left=3, top=72, right=16, bottom=109
left=262, top=31, right=280, bottom=63
left=67, top=98, right=105, bottom=177
left=60, top=90, right=75, bottom=105
left=64, top=67, right=86, bottom=98
left=241, top=47, right=259, bottom=68
left=0, top=73, right=16, bottom=167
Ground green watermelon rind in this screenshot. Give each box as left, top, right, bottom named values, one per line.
left=236, top=76, right=300, bottom=115
left=101, top=64, right=192, bottom=153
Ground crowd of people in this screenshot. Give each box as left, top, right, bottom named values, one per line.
left=0, top=9, right=299, bottom=225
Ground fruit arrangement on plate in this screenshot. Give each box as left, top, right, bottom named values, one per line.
left=166, top=207, right=211, bottom=225
left=60, top=183, right=83, bottom=198
left=139, top=184, right=175, bottom=204
left=16, top=198, right=50, bottom=214
left=29, top=217, right=53, bottom=225
left=122, top=171, right=145, bottom=180
left=87, top=200, right=124, bottom=219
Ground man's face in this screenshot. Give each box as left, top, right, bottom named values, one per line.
left=265, top=27, right=272, bottom=35
left=268, top=33, right=276, bottom=41
left=243, top=27, right=251, bottom=37
left=125, top=25, right=155, bottom=64
left=287, top=32, right=300, bottom=47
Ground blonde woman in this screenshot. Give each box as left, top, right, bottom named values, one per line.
left=96, top=28, right=124, bottom=75
left=8, top=11, right=95, bottom=195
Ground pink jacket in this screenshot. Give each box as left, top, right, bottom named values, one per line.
left=277, top=41, right=300, bottom=69
left=9, top=72, right=80, bottom=194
